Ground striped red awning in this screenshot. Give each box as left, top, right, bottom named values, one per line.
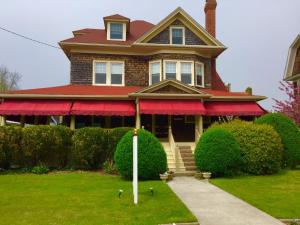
left=139, top=99, right=206, bottom=115
left=205, top=101, right=265, bottom=116
left=71, top=100, right=136, bottom=116
left=0, top=100, right=72, bottom=116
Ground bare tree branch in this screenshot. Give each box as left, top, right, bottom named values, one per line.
left=0, top=65, right=21, bottom=91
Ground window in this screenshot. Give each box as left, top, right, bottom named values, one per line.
left=149, top=61, right=161, bottom=85
left=165, top=62, right=177, bottom=80
left=180, top=62, right=192, bottom=85
left=163, top=60, right=194, bottom=85
left=170, top=27, right=185, bottom=45
left=93, top=61, right=124, bottom=86
left=108, top=23, right=125, bottom=40
left=195, top=62, right=204, bottom=87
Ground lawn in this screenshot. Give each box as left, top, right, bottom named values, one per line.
left=0, top=172, right=196, bottom=225
left=211, top=168, right=300, bottom=219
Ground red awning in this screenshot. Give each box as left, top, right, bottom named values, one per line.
left=0, top=100, right=72, bottom=116
left=205, top=101, right=265, bottom=116
left=139, top=99, right=205, bottom=115
left=71, top=100, right=136, bottom=116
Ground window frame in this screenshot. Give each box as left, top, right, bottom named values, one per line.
left=149, top=60, right=162, bottom=85
left=163, top=60, right=194, bottom=85
left=170, top=26, right=185, bottom=45
left=93, top=60, right=125, bottom=86
left=107, top=22, right=126, bottom=41
left=195, top=62, right=205, bottom=88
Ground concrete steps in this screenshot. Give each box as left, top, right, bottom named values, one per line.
left=178, top=145, right=196, bottom=172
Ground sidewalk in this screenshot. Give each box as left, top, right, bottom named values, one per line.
left=168, top=177, right=285, bottom=225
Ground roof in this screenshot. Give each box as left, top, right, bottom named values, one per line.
left=284, top=34, right=300, bottom=81
left=103, top=14, right=130, bottom=21
left=0, top=84, right=265, bottom=101
left=62, top=20, right=154, bottom=46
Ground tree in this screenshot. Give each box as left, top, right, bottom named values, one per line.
left=0, top=66, right=21, bottom=91
left=273, top=81, right=300, bottom=127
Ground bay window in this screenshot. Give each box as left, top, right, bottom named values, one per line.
left=165, top=62, right=177, bottom=80
left=180, top=62, right=192, bottom=84
left=195, top=62, right=204, bottom=87
left=163, top=60, right=194, bottom=85
left=93, top=61, right=124, bottom=86
left=149, top=61, right=161, bottom=85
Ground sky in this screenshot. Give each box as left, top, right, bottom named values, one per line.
left=0, top=0, right=299, bottom=110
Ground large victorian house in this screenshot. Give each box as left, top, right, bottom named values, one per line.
left=0, top=0, right=266, bottom=172
left=285, top=34, right=300, bottom=88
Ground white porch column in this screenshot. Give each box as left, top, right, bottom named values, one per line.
left=58, top=116, right=64, bottom=124
left=195, top=115, right=204, bottom=142
left=135, top=98, right=141, bottom=129
left=70, top=115, right=75, bottom=130
left=0, top=116, right=6, bottom=126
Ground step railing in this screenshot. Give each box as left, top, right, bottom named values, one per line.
left=168, top=125, right=178, bottom=172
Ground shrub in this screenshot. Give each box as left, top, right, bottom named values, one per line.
left=103, top=160, right=118, bottom=175
left=0, top=126, right=23, bottom=169
left=212, top=120, right=283, bottom=175
left=114, top=129, right=167, bottom=180
left=31, top=165, right=49, bottom=174
left=106, top=127, right=133, bottom=160
left=256, top=113, right=300, bottom=168
left=194, top=128, right=242, bottom=176
left=71, top=127, right=106, bottom=169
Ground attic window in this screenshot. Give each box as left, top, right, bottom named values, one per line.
left=107, top=22, right=126, bottom=41
left=170, top=27, right=185, bottom=45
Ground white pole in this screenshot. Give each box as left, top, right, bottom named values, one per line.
left=133, top=128, right=138, bottom=204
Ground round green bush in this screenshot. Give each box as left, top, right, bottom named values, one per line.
left=71, top=127, right=106, bottom=169
left=256, top=113, right=300, bottom=168
left=212, top=120, right=283, bottom=175
left=194, top=128, right=242, bottom=176
left=114, top=129, right=167, bottom=180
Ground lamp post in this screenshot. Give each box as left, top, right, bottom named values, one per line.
left=133, top=128, right=138, bottom=204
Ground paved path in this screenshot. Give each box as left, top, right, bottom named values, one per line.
left=168, top=177, right=285, bottom=225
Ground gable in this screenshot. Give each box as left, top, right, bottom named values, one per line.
left=148, top=19, right=207, bottom=45
left=285, top=35, right=300, bottom=80
left=292, top=47, right=300, bottom=76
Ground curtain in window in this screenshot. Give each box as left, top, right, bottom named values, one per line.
left=165, top=62, right=177, bottom=80
left=172, top=28, right=183, bottom=44
left=180, top=62, right=192, bottom=84
left=151, top=63, right=160, bottom=84
left=195, top=64, right=203, bottom=86
left=111, top=63, right=123, bottom=85
left=110, top=23, right=123, bottom=39
left=95, top=62, right=106, bottom=84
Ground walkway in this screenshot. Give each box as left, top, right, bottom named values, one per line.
left=168, top=177, right=285, bottom=225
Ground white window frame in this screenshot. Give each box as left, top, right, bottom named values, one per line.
left=163, top=60, right=194, bottom=85
left=149, top=60, right=162, bottom=85
left=195, top=62, right=205, bottom=88
left=107, top=22, right=126, bottom=41
left=93, top=60, right=125, bottom=86
left=170, top=26, right=185, bottom=45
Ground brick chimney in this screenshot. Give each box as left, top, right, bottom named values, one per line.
left=205, top=0, right=217, bottom=37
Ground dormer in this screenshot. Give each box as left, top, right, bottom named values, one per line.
left=103, top=14, right=130, bottom=41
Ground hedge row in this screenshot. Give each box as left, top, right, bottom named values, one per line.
left=0, top=125, right=132, bottom=170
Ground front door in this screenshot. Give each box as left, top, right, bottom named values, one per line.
left=171, top=115, right=195, bottom=142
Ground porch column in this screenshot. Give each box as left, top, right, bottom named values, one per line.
left=58, top=116, right=63, bottom=124
left=135, top=99, right=141, bottom=129
left=70, top=115, right=75, bottom=130
left=0, top=116, right=6, bottom=126
left=20, top=115, right=25, bottom=127
left=195, top=115, right=203, bottom=142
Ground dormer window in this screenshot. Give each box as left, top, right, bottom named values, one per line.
left=170, top=27, right=185, bottom=45
left=109, top=23, right=124, bottom=40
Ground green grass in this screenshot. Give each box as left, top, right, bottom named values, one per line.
left=211, top=169, right=300, bottom=219
left=0, top=172, right=196, bottom=225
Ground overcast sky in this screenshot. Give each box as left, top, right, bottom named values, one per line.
left=0, top=0, right=299, bottom=109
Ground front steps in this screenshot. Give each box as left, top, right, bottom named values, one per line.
left=161, top=142, right=196, bottom=175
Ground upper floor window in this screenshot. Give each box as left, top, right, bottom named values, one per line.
left=149, top=61, right=161, bottom=85
left=163, top=60, right=194, bottom=85
left=107, top=22, right=125, bottom=41
left=94, top=61, right=124, bottom=86
left=170, top=27, right=185, bottom=45
left=195, top=62, right=204, bottom=87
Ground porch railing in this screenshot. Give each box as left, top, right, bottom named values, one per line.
left=168, top=126, right=178, bottom=172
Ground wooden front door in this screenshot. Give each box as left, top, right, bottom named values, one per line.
left=171, top=116, right=195, bottom=142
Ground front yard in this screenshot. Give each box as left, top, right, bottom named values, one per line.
left=211, top=168, right=300, bottom=219
left=0, top=172, right=196, bottom=225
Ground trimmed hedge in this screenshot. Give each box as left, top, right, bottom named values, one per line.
left=0, top=126, right=23, bottom=169
left=194, top=127, right=242, bottom=176
left=71, top=127, right=106, bottom=169
left=256, top=113, right=300, bottom=168
left=212, top=120, right=283, bottom=175
left=22, top=125, right=72, bottom=168
left=114, top=129, right=167, bottom=180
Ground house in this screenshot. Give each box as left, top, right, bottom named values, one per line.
left=0, top=0, right=266, bottom=172
left=284, top=34, right=300, bottom=88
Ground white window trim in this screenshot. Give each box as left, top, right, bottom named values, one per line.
left=170, top=26, right=185, bottom=45
left=163, top=60, right=194, bottom=86
left=149, top=60, right=162, bottom=85
left=107, top=22, right=126, bottom=41
left=195, top=62, right=205, bottom=88
left=93, top=60, right=125, bottom=86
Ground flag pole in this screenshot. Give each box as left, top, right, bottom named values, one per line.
left=133, top=128, right=138, bottom=204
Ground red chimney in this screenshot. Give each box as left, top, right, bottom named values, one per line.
left=205, top=0, right=217, bottom=37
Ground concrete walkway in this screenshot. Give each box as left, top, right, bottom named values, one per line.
left=168, top=177, right=285, bottom=225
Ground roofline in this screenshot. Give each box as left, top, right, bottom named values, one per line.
left=0, top=94, right=133, bottom=100
left=284, top=34, right=300, bottom=79
left=284, top=73, right=300, bottom=81
left=207, top=95, right=267, bottom=101
left=129, top=93, right=211, bottom=99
